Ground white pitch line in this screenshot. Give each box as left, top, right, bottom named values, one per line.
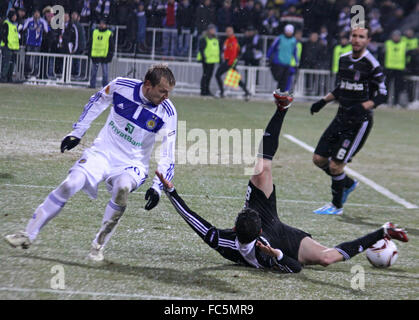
left=0, top=286, right=190, bottom=300
left=284, top=134, right=418, bottom=209
left=0, top=183, right=406, bottom=210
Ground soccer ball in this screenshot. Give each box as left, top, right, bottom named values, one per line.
left=366, top=239, right=398, bottom=268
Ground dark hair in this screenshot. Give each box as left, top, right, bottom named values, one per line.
left=351, top=24, right=371, bottom=38
left=235, top=207, right=261, bottom=244
left=144, top=64, right=176, bottom=87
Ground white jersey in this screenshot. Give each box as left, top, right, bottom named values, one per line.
left=70, top=77, right=177, bottom=195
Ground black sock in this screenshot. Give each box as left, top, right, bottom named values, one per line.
left=258, top=108, right=288, bottom=160
left=335, top=228, right=384, bottom=260
left=321, top=162, right=354, bottom=189
left=331, top=172, right=346, bottom=208
left=344, top=175, right=355, bottom=188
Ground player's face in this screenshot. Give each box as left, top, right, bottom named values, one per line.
left=350, top=28, right=369, bottom=53
left=143, top=78, right=174, bottom=105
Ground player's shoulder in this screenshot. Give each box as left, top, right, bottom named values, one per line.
left=362, top=50, right=381, bottom=70
left=160, top=98, right=177, bottom=118
left=339, top=50, right=353, bottom=61
left=113, top=77, right=142, bottom=89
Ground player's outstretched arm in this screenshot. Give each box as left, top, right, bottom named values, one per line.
left=156, top=171, right=219, bottom=245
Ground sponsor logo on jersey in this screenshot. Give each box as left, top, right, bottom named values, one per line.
left=340, top=80, right=364, bottom=91
left=125, top=123, right=135, bottom=134
left=108, top=120, right=142, bottom=147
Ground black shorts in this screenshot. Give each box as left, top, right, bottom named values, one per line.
left=314, top=116, right=373, bottom=163
left=245, top=181, right=311, bottom=261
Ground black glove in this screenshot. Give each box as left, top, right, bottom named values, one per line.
left=310, top=99, right=327, bottom=115
left=145, top=188, right=160, bottom=210
left=60, top=136, right=80, bottom=153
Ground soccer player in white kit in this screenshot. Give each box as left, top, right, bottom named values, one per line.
left=5, top=64, right=177, bottom=262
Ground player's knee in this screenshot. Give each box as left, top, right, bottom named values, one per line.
left=58, top=173, right=85, bottom=199
left=312, top=154, right=326, bottom=168
left=113, top=185, right=130, bottom=206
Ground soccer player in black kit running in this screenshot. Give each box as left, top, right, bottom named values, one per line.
left=155, top=92, right=407, bottom=274
left=310, top=27, right=388, bottom=215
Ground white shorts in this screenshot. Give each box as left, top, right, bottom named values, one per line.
left=69, top=148, right=148, bottom=199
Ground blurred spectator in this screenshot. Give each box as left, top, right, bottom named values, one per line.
left=369, top=8, right=384, bottom=42
left=262, top=8, right=279, bottom=35
left=71, top=11, right=87, bottom=77
left=162, top=0, right=177, bottom=57
left=337, top=6, right=351, bottom=35
left=71, top=11, right=86, bottom=54
left=146, top=0, right=166, bottom=28
left=197, top=23, right=220, bottom=96
left=287, top=28, right=302, bottom=91
left=406, top=45, right=419, bottom=103
left=177, top=0, right=194, bottom=56
left=94, top=0, right=113, bottom=23
left=331, top=35, right=351, bottom=74
left=59, top=12, right=79, bottom=54
left=267, top=24, right=298, bottom=91
left=280, top=5, right=303, bottom=32
left=79, top=0, right=94, bottom=23
left=300, top=32, right=325, bottom=69
left=117, top=0, right=136, bottom=52
left=1, top=9, right=19, bottom=83
left=240, top=25, right=262, bottom=66
left=402, top=29, right=418, bottom=51
left=41, top=6, right=59, bottom=79
left=136, top=1, right=148, bottom=53
left=88, top=18, right=114, bottom=88
left=319, top=25, right=329, bottom=47
left=382, top=6, right=404, bottom=39
left=215, top=26, right=250, bottom=99
left=216, top=0, right=233, bottom=33
left=16, top=7, right=26, bottom=44
left=23, top=8, right=48, bottom=76
left=252, top=2, right=264, bottom=33
left=384, top=30, right=408, bottom=106
left=232, top=0, right=255, bottom=34
left=195, top=0, right=216, bottom=36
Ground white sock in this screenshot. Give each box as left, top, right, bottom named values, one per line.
left=92, top=200, right=126, bottom=248
left=25, top=171, right=86, bottom=242
left=25, top=191, right=67, bottom=242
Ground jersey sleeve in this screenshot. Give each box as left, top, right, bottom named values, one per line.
left=69, top=79, right=116, bottom=138
left=151, top=104, right=177, bottom=195
left=369, top=65, right=388, bottom=108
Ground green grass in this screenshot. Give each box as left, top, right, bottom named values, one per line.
left=0, top=84, right=418, bottom=300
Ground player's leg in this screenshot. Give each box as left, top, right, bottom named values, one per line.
left=215, top=62, right=229, bottom=97
left=89, top=173, right=137, bottom=261
left=5, top=170, right=87, bottom=248
left=250, top=99, right=289, bottom=198
left=298, top=222, right=408, bottom=266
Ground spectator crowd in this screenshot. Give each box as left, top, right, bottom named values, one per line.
left=1, top=0, right=418, bottom=104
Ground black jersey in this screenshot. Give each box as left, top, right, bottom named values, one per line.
left=332, top=50, right=387, bottom=119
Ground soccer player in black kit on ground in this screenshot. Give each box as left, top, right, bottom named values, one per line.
left=155, top=92, right=407, bottom=274
left=310, top=27, right=388, bottom=215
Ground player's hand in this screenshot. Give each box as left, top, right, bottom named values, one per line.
left=145, top=187, right=160, bottom=210
left=310, top=99, right=327, bottom=115
left=256, top=240, right=282, bottom=259
left=155, top=170, right=174, bottom=190
left=273, top=90, right=293, bottom=110
left=60, top=135, right=80, bottom=153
